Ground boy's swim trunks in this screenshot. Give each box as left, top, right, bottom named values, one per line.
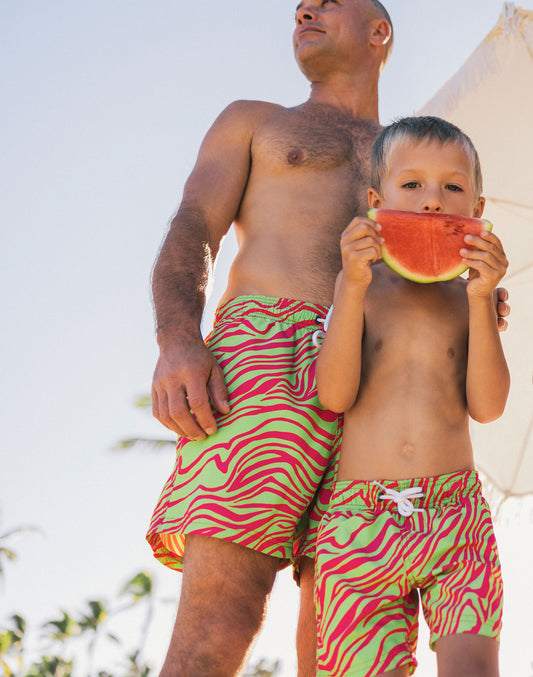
left=146, top=296, right=342, bottom=571
left=315, top=471, right=503, bottom=677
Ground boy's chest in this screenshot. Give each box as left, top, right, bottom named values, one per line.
left=363, top=267, right=469, bottom=359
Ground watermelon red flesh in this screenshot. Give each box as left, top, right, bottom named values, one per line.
left=367, top=209, right=493, bottom=283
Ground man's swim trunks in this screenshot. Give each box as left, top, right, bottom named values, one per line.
left=315, top=471, right=503, bottom=677
left=146, top=296, right=342, bottom=572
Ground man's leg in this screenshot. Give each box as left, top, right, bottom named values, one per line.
left=160, top=534, right=278, bottom=677
left=296, top=556, right=317, bottom=677
left=435, top=634, right=499, bottom=677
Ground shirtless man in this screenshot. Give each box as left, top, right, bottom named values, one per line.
left=146, top=2, right=508, bottom=676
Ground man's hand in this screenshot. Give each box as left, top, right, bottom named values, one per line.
left=496, top=287, right=510, bottom=331
left=151, top=340, right=230, bottom=441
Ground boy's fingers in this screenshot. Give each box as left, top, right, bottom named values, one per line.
left=461, top=247, right=507, bottom=273
left=343, top=219, right=381, bottom=242
left=343, top=235, right=382, bottom=252
left=464, top=234, right=508, bottom=265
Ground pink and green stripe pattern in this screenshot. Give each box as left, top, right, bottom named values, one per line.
left=315, top=471, right=503, bottom=676
left=146, top=296, right=342, bottom=571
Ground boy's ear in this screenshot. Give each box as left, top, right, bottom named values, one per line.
left=473, top=196, right=485, bottom=218
left=367, top=187, right=383, bottom=208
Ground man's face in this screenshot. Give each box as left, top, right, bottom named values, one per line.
left=293, top=0, right=370, bottom=72
left=369, top=140, right=485, bottom=218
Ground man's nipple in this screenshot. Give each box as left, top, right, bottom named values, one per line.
left=287, top=148, right=304, bottom=165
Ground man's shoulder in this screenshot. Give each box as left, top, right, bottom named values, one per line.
left=219, top=99, right=286, bottom=124
left=206, top=100, right=287, bottom=142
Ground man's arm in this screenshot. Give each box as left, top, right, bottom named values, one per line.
left=151, top=100, right=280, bottom=440
left=463, top=230, right=510, bottom=422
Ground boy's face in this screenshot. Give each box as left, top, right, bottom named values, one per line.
left=368, top=139, right=485, bottom=218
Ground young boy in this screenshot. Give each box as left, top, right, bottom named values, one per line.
left=314, top=117, right=509, bottom=677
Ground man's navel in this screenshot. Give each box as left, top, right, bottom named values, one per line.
left=447, top=347, right=456, bottom=359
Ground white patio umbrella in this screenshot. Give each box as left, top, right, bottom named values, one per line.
left=419, top=2, right=533, bottom=500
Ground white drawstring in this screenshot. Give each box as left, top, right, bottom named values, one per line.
left=373, top=481, right=425, bottom=517
left=312, top=305, right=334, bottom=348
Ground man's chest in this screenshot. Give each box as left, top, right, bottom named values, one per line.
left=251, top=108, right=379, bottom=175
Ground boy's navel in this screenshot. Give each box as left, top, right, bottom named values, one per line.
left=447, top=347, right=456, bottom=359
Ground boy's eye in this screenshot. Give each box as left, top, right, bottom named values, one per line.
left=446, top=184, right=464, bottom=192
left=402, top=182, right=419, bottom=189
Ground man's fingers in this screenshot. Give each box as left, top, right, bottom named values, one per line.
left=183, top=383, right=218, bottom=438
left=497, top=287, right=509, bottom=303
left=152, top=386, right=188, bottom=437
left=497, top=300, right=510, bottom=317
left=151, top=385, right=160, bottom=420
left=166, top=389, right=207, bottom=441
left=497, top=316, right=508, bottom=332
left=207, top=365, right=230, bottom=415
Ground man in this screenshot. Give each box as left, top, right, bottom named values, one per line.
left=147, top=2, right=509, bottom=676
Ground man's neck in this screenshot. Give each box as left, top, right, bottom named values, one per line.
left=305, top=69, right=380, bottom=121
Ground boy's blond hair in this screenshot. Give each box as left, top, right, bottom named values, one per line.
left=371, top=116, right=483, bottom=199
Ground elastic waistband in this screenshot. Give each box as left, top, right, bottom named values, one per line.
left=214, top=295, right=330, bottom=325
left=329, top=471, right=482, bottom=511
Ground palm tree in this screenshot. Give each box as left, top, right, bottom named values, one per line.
left=0, top=514, right=40, bottom=587
left=244, top=659, right=282, bottom=676
left=25, top=655, right=74, bottom=677
left=0, top=614, right=25, bottom=676
left=114, top=397, right=174, bottom=452
left=118, top=571, right=154, bottom=663
left=77, top=599, right=115, bottom=677
left=43, top=610, right=80, bottom=643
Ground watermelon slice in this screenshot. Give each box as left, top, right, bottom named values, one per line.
left=367, top=209, right=493, bottom=283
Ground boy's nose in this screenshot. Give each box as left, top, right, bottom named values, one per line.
left=421, top=194, right=444, bottom=213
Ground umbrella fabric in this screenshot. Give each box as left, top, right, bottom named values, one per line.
left=418, top=2, right=533, bottom=497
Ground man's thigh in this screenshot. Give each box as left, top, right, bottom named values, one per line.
left=179, top=534, right=279, bottom=622
left=161, top=535, right=279, bottom=677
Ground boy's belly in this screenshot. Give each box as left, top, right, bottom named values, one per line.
left=338, top=396, right=474, bottom=481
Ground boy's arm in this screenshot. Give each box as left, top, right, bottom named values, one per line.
left=462, top=230, right=510, bottom=422
left=316, top=219, right=382, bottom=413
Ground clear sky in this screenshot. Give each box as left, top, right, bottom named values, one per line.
left=2, top=1, right=533, bottom=675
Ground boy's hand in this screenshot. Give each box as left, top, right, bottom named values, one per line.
left=340, top=217, right=383, bottom=288
left=461, top=231, right=508, bottom=299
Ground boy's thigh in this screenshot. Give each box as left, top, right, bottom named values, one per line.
left=435, top=634, right=499, bottom=677
left=421, top=497, right=502, bottom=647
left=315, top=512, right=418, bottom=676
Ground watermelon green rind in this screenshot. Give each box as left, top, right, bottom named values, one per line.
left=367, top=209, right=493, bottom=283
